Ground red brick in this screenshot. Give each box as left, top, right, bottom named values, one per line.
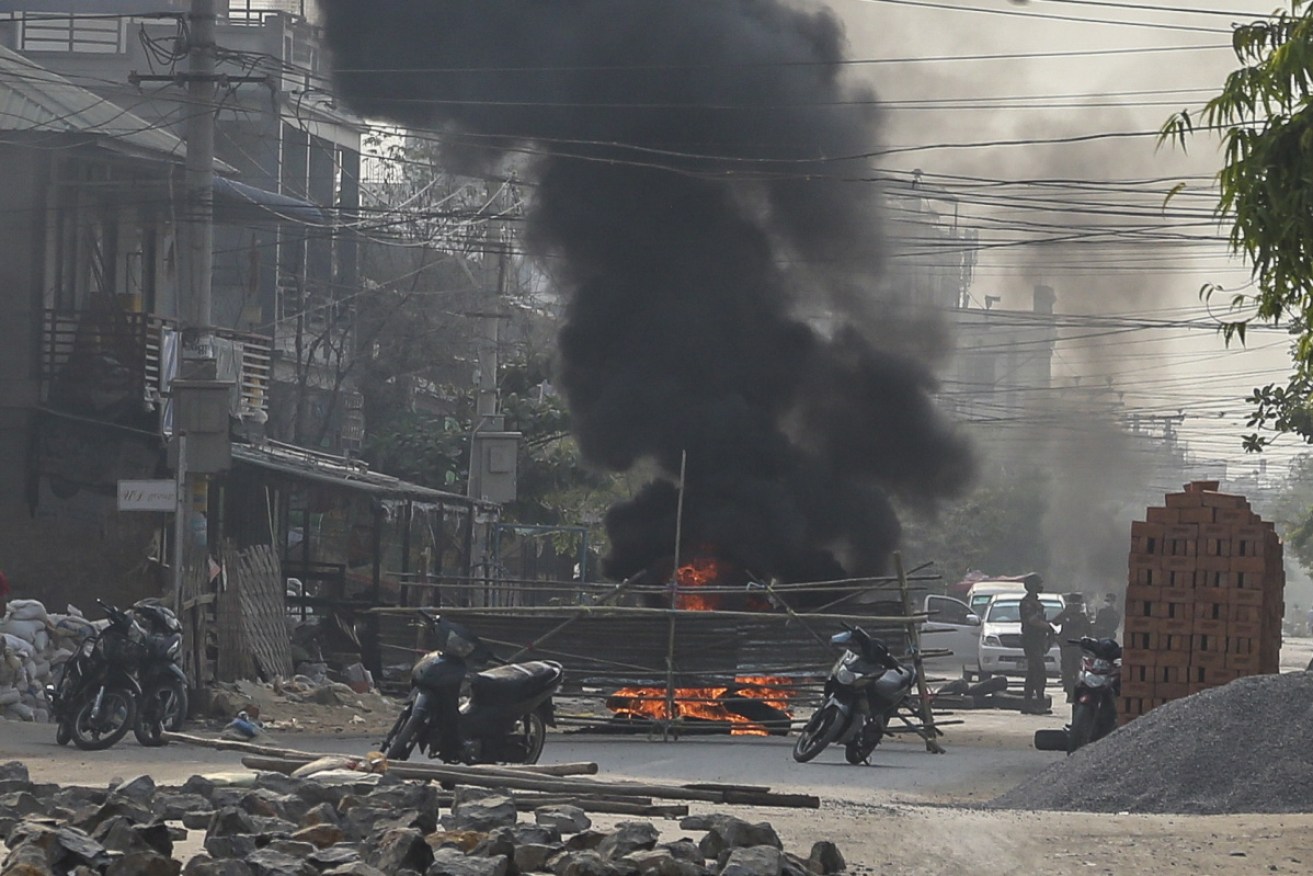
left=1192, top=618, right=1227, bottom=636
left=1156, top=682, right=1190, bottom=700
left=1231, top=589, right=1265, bottom=606
left=1121, top=679, right=1155, bottom=699
left=1166, top=493, right=1205, bottom=509
left=1215, top=508, right=1256, bottom=525
left=1200, top=492, right=1247, bottom=509
left=1227, top=621, right=1263, bottom=639
left=1147, top=507, right=1180, bottom=524
left=1226, top=653, right=1260, bottom=672
left=1191, top=650, right=1228, bottom=670
left=1129, top=553, right=1161, bottom=571
left=1230, top=556, right=1269, bottom=573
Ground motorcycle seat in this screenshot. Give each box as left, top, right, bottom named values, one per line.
left=471, top=660, right=562, bottom=701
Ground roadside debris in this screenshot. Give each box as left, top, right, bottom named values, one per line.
left=0, top=759, right=845, bottom=875
left=991, top=672, right=1313, bottom=814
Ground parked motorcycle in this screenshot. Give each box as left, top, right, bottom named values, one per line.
left=792, top=625, right=917, bottom=764
left=382, top=610, right=563, bottom=765
left=49, top=601, right=146, bottom=751
left=1033, top=636, right=1122, bottom=754
left=128, top=599, right=189, bottom=747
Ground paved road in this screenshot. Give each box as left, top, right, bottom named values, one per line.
left=0, top=716, right=1054, bottom=806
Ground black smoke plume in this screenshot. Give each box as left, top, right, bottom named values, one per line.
left=319, top=0, right=974, bottom=585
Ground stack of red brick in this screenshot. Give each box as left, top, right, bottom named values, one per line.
left=1120, top=480, right=1284, bottom=725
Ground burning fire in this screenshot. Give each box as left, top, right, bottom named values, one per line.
left=607, top=677, right=793, bottom=736
left=674, top=553, right=725, bottom=610
left=608, top=550, right=792, bottom=735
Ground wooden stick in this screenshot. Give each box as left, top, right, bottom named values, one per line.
left=218, top=746, right=819, bottom=808
left=238, top=752, right=598, bottom=778
left=895, top=552, right=945, bottom=754
left=164, top=732, right=598, bottom=778
left=369, top=604, right=929, bottom=624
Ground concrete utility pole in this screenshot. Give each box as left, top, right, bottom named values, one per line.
left=181, top=0, right=216, bottom=362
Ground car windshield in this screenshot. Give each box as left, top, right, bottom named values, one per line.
left=986, top=599, right=1061, bottom=623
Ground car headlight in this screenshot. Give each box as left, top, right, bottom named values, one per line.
left=984, top=635, right=1002, bottom=647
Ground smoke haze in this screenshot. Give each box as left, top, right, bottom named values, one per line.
left=318, top=0, right=974, bottom=584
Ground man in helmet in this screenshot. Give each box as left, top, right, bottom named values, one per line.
left=1093, top=593, right=1122, bottom=640
left=1018, top=573, right=1052, bottom=713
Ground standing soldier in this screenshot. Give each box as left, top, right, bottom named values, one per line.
left=1019, top=573, right=1052, bottom=714
left=1094, top=593, right=1122, bottom=640
left=1052, top=593, right=1091, bottom=702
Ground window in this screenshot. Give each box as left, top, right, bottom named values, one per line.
left=927, top=595, right=971, bottom=625
left=19, top=14, right=124, bottom=53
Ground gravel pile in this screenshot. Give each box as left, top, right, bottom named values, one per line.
left=991, top=671, right=1313, bottom=814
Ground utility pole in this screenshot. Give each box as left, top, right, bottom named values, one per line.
left=181, top=0, right=216, bottom=368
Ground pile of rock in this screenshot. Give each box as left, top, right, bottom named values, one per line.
left=0, top=761, right=846, bottom=876
left=0, top=599, right=97, bottom=724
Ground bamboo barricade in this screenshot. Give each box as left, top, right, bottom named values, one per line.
left=162, top=732, right=819, bottom=809
left=370, top=563, right=951, bottom=746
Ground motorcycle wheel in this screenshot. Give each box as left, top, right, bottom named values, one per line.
left=793, top=704, right=844, bottom=763
left=519, top=712, right=547, bottom=765
left=134, top=679, right=188, bottom=747
left=55, top=720, right=72, bottom=746
left=844, top=716, right=886, bottom=765
left=384, top=706, right=427, bottom=761
left=1067, top=702, right=1095, bottom=754
left=71, top=687, right=137, bottom=751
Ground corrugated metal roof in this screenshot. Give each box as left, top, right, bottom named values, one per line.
left=231, top=442, right=479, bottom=507
left=0, top=43, right=185, bottom=160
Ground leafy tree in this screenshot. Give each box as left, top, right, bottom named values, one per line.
left=1160, top=3, right=1313, bottom=450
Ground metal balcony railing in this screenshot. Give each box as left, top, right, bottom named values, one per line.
left=40, top=309, right=272, bottom=422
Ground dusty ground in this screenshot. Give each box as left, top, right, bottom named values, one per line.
left=3, top=640, right=1312, bottom=874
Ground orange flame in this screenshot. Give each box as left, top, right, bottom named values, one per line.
left=608, top=677, right=794, bottom=736
left=609, top=549, right=792, bottom=735
left=675, top=553, right=725, bottom=610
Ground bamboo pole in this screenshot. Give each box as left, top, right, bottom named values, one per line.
left=664, top=449, right=688, bottom=743
left=161, top=732, right=597, bottom=777
left=369, top=604, right=930, bottom=624
left=895, top=552, right=944, bottom=754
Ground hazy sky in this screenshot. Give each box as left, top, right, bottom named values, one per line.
left=824, top=0, right=1298, bottom=473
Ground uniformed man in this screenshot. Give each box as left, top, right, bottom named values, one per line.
left=1053, top=593, right=1091, bottom=702
left=1018, top=573, right=1051, bottom=713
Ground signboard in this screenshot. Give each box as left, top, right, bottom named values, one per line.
left=117, top=479, right=177, bottom=513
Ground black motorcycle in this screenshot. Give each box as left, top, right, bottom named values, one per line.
left=49, top=601, right=146, bottom=751
left=793, top=625, right=918, bottom=764
left=1034, top=636, right=1122, bottom=754
left=129, top=599, right=189, bottom=747
left=382, top=610, right=563, bottom=765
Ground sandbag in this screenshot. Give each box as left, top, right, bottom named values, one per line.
left=6, top=600, right=48, bottom=622
left=4, top=702, right=34, bottom=721
left=0, top=687, right=19, bottom=707
left=1, top=634, right=34, bottom=658
left=0, top=619, right=45, bottom=642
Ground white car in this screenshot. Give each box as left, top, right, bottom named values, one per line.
left=977, top=595, right=1064, bottom=677
left=918, top=594, right=982, bottom=679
